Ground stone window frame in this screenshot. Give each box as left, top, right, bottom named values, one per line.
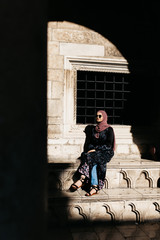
left=63, top=56, right=130, bottom=136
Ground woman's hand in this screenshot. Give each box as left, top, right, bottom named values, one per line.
left=87, top=149, right=96, bottom=153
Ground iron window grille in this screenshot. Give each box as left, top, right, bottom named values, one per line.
left=76, top=71, right=130, bottom=125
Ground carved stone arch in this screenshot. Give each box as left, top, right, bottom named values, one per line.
left=129, top=203, right=141, bottom=223
left=68, top=205, right=88, bottom=222
left=153, top=202, right=160, bottom=213
left=103, top=204, right=116, bottom=221
left=120, top=170, right=132, bottom=188
left=74, top=205, right=88, bottom=221
left=104, top=178, right=109, bottom=189
left=136, top=170, right=153, bottom=188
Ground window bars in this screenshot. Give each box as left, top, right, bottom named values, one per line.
left=76, top=71, right=130, bottom=124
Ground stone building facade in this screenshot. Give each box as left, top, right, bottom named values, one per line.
left=47, top=21, right=140, bottom=163
left=47, top=21, right=160, bottom=223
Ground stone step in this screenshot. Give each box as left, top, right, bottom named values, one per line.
left=48, top=187, right=160, bottom=224
left=48, top=159, right=160, bottom=191
left=48, top=159, right=160, bottom=224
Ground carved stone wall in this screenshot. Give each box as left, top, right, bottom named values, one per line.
left=48, top=159, right=160, bottom=223
left=48, top=159, right=160, bottom=191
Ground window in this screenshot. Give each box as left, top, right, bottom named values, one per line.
left=76, top=71, right=130, bottom=124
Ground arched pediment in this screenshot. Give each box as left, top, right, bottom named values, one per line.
left=48, top=21, right=124, bottom=59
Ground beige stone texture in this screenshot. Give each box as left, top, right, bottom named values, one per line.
left=48, top=124, right=63, bottom=137
left=47, top=69, right=64, bottom=82
left=60, top=43, right=104, bottom=57
left=48, top=21, right=58, bottom=29
left=48, top=21, right=122, bottom=56
left=105, top=170, right=120, bottom=189
left=47, top=116, right=63, bottom=124
left=63, top=145, right=81, bottom=158
left=48, top=55, right=64, bottom=69
left=48, top=144, right=62, bottom=156
left=135, top=172, right=151, bottom=188
left=122, top=202, right=138, bottom=222
left=90, top=202, right=114, bottom=221
left=144, top=202, right=160, bottom=220
left=48, top=41, right=59, bottom=55
left=47, top=99, right=62, bottom=117
left=116, top=144, right=130, bottom=154
left=51, top=81, right=63, bottom=99
left=57, top=21, right=88, bottom=31
left=68, top=203, right=90, bottom=221
left=130, top=144, right=140, bottom=154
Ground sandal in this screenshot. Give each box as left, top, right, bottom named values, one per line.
left=85, top=185, right=99, bottom=196
left=70, top=175, right=85, bottom=192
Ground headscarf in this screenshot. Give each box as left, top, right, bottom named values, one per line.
left=95, top=110, right=110, bottom=136
left=95, top=110, right=116, bottom=151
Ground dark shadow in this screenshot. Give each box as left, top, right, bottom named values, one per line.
left=129, top=71, right=160, bottom=160
left=48, top=163, right=71, bottom=227
left=157, top=178, right=160, bottom=188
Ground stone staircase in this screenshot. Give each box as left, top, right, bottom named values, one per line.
left=48, top=158, right=160, bottom=225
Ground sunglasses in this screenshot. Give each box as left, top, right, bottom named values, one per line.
left=96, top=115, right=102, bottom=118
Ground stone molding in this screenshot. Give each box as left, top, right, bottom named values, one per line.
left=64, top=56, right=130, bottom=73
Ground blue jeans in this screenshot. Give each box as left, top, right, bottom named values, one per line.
left=91, top=165, right=98, bottom=186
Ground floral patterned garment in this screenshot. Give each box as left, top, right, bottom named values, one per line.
left=78, top=126, right=114, bottom=190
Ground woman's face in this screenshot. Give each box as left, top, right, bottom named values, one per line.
left=96, top=112, right=103, bottom=123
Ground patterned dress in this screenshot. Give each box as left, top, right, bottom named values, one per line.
left=78, top=126, right=114, bottom=190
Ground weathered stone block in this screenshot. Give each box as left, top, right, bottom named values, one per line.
left=130, top=144, right=140, bottom=154
left=48, top=55, right=64, bottom=69
left=48, top=99, right=62, bottom=117
left=47, top=116, right=63, bottom=124
left=63, top=145, right=81, bottom=157
left=47, top=69, right=64, bottom=82
left=48, top=41, right=59, bottom=55
left=116, top=145, right=130, bottom=154
left=105, top=170, right=120, bottom=189
left=60, top=43, right=104, bottom=57
left=51, top=29, right=108, bottom=45
left=51, top=81, right=63, bottom=99
left=48, top=144, right=62, bottom=156
left=48, top=124, right=63, bottom=137
left=48, top=21, right=58, bottom=29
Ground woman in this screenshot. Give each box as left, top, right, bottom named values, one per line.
left=70, top=110, right=115, bottom=196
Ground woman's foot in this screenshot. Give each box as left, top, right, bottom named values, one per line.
left=70, top=175, right=85, bottom=192
left=85, top=185, right=99, bottom=196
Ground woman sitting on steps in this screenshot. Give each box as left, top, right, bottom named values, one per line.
left=70, top=110, right=115, bottom=196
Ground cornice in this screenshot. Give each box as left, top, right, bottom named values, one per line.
left=64, top=56, right=130, bottom=73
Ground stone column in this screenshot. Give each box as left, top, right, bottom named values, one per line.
left=0, top=1, right=47, bottom=239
